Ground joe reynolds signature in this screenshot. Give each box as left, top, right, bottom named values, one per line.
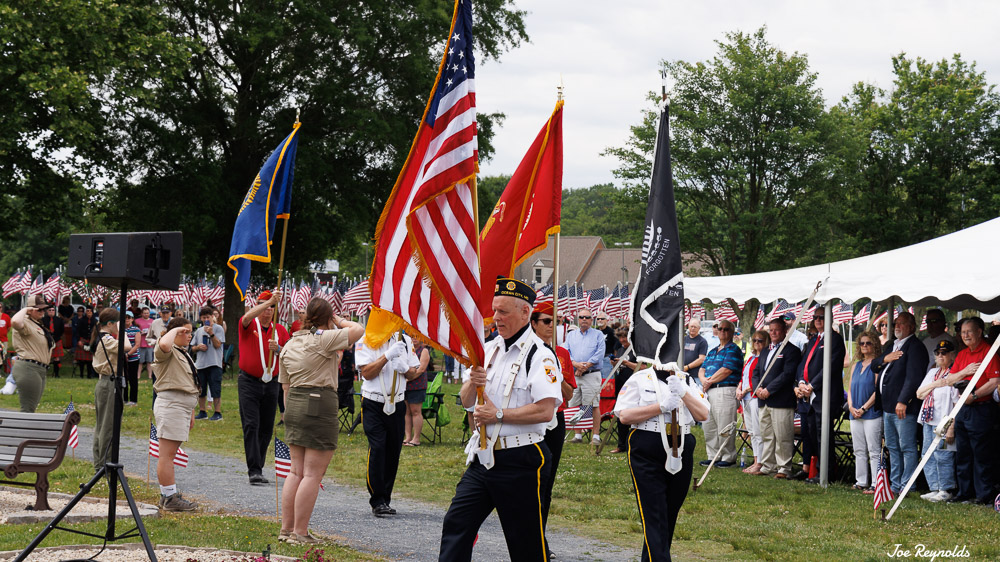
left=888, top=544, right=970, bottom=561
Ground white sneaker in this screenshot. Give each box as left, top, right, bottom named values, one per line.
left=0, top=381, right=15, bottom=395
left=930, top=490, right=952, bottom=502
left=569, top=435, right=583, bottom=443
left=591, top=436, right=602, bottom=446
left=920, top=491, right=938, bottom=500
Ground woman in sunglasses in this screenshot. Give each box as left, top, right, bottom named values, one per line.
left=846, top=330, right=883, bottom=492
left=738, top=330, right=768, bottom=474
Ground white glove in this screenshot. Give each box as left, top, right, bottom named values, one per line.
left=659, top=392, right=682, bottom=414
left=661, top=362, right=682, bottom=373
left=385, top=341, right=407, bottom=362
left=667, top=374, right=687, bottom=398
left=391, top=358, right=410, bottom=373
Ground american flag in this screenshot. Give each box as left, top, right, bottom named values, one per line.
left=853, top=301, right=872, bottom=325
left=714, top=301, right=741, bottom=322
left=767, top=300, right=792, bottom=321
left=599, top=285, right=619, bottom=318
left=833, top=302, right=854, bottom=324
left=330, top=289, right=344, bottom=315
left=689, top=302, right=705, bottom=321
left=148, top=423, right=189, bottom=468
left=342, top=281, right=371, bottom=315
left=367, top=0, right=485, bottom=367
left=42, top=272, right=63, bottom=302
left=871, top=310, right=888, bottom=328
left=873, top=452, right=893, bottom=510
left=566, top=285, right=583, bottom=315
left=616, top=284, right=631, bottom=319
left=291, top=281, right=310, bottom=312
left=2, top=271, right=23, bottom=298
left=64, top=402, right=79, bottom=449
left=534, top=283, right=553, bottom=305
left=28, top=272, right=44, bottom=296
left=586, top=287, right=606, bottom=310
left=753, top=304, right=767, bottom=330
left=555, top=284, right=570, bottom=314
left=919, top=314, right=927, bottom=332
left=800, top=305, right=817, bottom=323
left=563, top=405, right=594, bottom=431
left=209, top=278, right=226, bottom=307
left=275, top=437, right=291, bottom=479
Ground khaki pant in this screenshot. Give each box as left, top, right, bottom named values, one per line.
left=93, top=375, right=117, bottom=471
left=758, top=405, right=795, bottom=475
left=12, top=360, right=46, bottom=413
left=703, top=386, right=738, bottom=463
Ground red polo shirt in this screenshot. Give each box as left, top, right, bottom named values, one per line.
left=0, top=313, right=10, bottom=344
left=950, top=341, right=1000, bottom=403
left=238, top=316, right=290, bottom=378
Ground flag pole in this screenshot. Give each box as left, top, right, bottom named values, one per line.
left=470, top=167, right=487, bottom=450
left=552, top=234, right=560, bottom=350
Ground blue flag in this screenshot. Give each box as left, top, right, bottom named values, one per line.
left=227, top=122, right=301, bottom=300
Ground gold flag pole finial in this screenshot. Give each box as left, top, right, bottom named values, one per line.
left=295, top=107, right=301, bottom=125
left=557, top=75, right=564, bottom=101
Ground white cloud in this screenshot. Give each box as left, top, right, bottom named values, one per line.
left=475, top=0, right=1000, bottom=188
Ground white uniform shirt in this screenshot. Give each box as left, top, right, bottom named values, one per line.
left=788, top=329, right=809, bottom=351
left=355, top=334, right=418, bottom=404
left=614, top=368, right=710, bottom=432
left=481, top=327, right=563, bottom=438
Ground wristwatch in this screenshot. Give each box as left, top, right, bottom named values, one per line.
left=496, top=408, right=504, bottom=420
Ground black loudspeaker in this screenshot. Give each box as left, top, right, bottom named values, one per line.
left=67, top=232, right=182, bottom=291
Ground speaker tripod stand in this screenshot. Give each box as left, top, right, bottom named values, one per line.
left=16, top=282, right=157, bottom=562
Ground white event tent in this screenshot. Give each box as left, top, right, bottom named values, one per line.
left=685, top=216, right=1000, bottom=313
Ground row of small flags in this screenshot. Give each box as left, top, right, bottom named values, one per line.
left=685, top=299, right=927, bottom=332
left=532, top=283, right=632, bottom=318
left=2, top=269, right=226, bottom=309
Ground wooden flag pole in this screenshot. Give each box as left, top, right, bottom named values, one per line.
left=468, top=172, right=487, bottom=450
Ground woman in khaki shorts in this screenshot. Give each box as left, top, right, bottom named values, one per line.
left=277, top=298, right=363, bottom=544
left=152, top=316, right=200, bottom=512
left=10, top=295, right=55, bottom=412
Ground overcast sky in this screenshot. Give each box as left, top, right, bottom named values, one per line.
left=474, top=0, right=1000, bottom=188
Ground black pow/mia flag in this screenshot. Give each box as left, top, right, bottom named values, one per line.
left=628, top=103, right=684, bottom=366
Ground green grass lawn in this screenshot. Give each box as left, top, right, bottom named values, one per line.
left=4, top=374, right=1000, bottom=560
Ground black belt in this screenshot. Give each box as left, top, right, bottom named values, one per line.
left=18, top=357, right=49, bottom=368
left=713, top=382, right=738, bottom=388
left=585, top=369, right=601, bottom=375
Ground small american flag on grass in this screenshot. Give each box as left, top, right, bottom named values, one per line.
left=149, top=423, right=189, bottom=467
left=64, top=402, right=79, bottom=449
left=563, top=405, right=594, bottom=431
left=275, top=437, right=291, bottom=479
left=873, top=453, right=893, bottom=511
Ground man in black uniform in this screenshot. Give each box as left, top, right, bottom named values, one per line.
left=439, top=278, right=562, bottom=561
left=794, top=307, right=846, bottom=482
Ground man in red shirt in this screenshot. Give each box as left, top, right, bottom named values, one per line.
left=0, top=302, right=10, bottom=376
left=238, top=290, right=290, bottom=485
left=944, top=317, right=1000, bottom=504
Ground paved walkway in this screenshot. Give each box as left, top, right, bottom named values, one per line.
left=73, top=425, right=633, bottom=561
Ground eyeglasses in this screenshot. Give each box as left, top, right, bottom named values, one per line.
left=752, top=338, right=766, bottom=344
left=859, top=341, right=873, bottom=346
left=578, top=315, right=592, bottom=320
left=535, top=318, right=553, bottom=325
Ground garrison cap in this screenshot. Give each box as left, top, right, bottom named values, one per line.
left=494, top=277, right=535, bottom=306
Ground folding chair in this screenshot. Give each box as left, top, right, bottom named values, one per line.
left=338, top=367, right=357, bottom=433
left=420, top=373, right=448, bottom=444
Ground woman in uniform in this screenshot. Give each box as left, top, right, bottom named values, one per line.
left=615, top=364, right=710, bottom=561
left=278, top=298, right=363, bottom=544
left=10, top=295, right=55, bottom=412
left=91, top=308, right=132, bottom=471
left=152, top=316, right=200, bottom=512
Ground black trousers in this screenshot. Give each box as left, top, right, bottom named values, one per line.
left=802, top=406, right=839, bottom=477
left=955, top=401, right=1000, bottom=501
left=541, top=411, right=566, bottom=532
left=439, top=442, right=552, bottom=562
left=237, top=371, right=280, bottom=476
left=362, top=397, right=406, bottom=508
left=124, top=360, right=139, bottom=403
left=627, top=430, right=694, bottom=562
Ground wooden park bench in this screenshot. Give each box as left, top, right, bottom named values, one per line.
left=0, top=410, right=81, bottom=511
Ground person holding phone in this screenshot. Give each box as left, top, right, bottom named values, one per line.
left=193, top=306, right=226, bottom=420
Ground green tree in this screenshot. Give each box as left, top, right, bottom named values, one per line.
left=605, top=28, right=840, bottom=276
left=836, top=54, right=1000, bottom=252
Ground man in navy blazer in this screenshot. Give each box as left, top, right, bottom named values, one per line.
left=750, top=319, right=803, bottom=479
left=795, top=308, right=847, bottom=482
left=871, top=311, right=929, bottom=494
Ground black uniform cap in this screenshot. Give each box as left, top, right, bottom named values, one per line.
left=494, top=276, right=535, bottom=306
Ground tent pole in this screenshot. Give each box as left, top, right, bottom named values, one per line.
left=820, top=302, right=832, bottom=487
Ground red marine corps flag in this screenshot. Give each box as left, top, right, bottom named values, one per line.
left=367, top=0, right=485, bottom=366
left=478, top=100, right=564, bottom=320
left=628, top=101, right=684, bottom=366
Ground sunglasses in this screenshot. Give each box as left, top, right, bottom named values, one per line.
left=752, top=338, right=766, bottom=344
left=934, top=350, right=951, bottom=356
left=578, top=315, right=592, bottom=320
left=719, top=327, right=733, bottom=332
left=859, top=341, right=873, bottom=346
left=535, top=318, right=553, bottom=325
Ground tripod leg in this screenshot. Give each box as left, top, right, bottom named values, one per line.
left=14, top=467, right=108, bottom=562
left=117, top=467, right=158, bottom=561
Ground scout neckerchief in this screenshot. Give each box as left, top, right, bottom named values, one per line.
left=467, top=338, right=533, bottom=470
left=254, top=318, right=278, bottom=382
left=175, top=344, right=201, bottom=390
left=650, top=372, right=684, bottom=474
